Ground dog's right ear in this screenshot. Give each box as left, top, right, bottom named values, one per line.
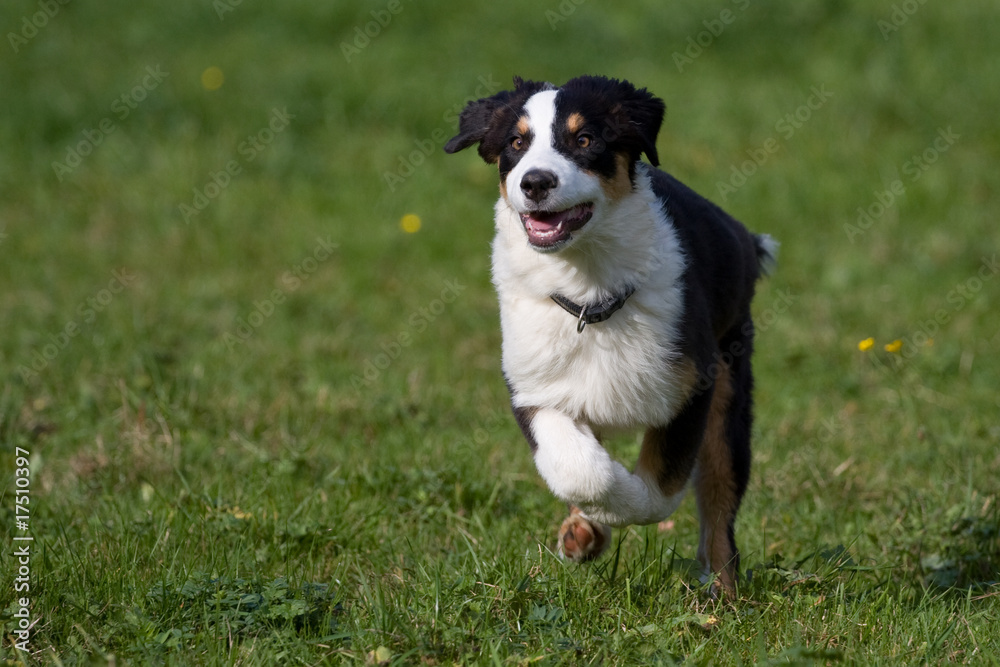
left=444, top=77, right=550, bottom=164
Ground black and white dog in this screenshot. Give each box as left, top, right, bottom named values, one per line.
left=444, top=75, right=776, bottom=591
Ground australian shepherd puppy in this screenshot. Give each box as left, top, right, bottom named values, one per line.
left=444, top=75, right=776, bottom=592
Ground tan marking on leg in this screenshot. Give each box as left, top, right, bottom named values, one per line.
left=695, top=362, right=739, bottom=592
left=675, top=356, right=700, bottom=403
left=600, top=153, right=634, bottom=201
left=636, top=356, right=701, bottom=495
left=566, top=112, right=585, bottom=134
left=636, top=429, right=665, bottom=488
left=638, top=428, right=691, bottom=498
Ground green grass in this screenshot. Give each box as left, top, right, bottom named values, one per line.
left=2, top=0, right=999, bottom=663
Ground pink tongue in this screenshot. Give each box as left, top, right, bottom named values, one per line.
left=526, top=209, right=572, bottom=228
left=527, top=217, right=558, bottom=231
left=520, top=204, right=592, bottom=247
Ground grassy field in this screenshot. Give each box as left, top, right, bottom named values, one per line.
left=2, top=0, right=999, bottom=664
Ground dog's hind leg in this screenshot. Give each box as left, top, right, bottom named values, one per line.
left=694, top=328, right=754, bottom=593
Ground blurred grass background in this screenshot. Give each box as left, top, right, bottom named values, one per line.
left=1, top=0, right=999, bottom=664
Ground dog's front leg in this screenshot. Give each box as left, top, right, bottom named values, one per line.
left=516, top=407, right=686, bottom=559
left=558, top=504, right=611, bottom=562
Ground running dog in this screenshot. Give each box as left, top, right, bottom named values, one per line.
left=444, top=75, right=776, bottom=591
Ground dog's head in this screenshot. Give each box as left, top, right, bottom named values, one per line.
left=445, top=75, right=665, bottom=252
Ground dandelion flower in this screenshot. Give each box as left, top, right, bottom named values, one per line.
left=201, top=66, right=224, bottom=91
left=857, top=337, right=874, bottom=351
left=884, top=339, right=902, bottom=353
left=400, top=213, right=421, bottom=233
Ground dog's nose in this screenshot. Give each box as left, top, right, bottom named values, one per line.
left=520, top=169, right=558, bottom=203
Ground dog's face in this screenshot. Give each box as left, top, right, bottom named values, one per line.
left=445, top=76, right=666, bottom=253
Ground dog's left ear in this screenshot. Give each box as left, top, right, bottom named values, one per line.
left=615, top=85, right=666, bottom=167
left=565, top=76, right=665, bottom=166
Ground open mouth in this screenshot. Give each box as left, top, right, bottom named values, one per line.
left=519, top=203, right=594, bottom=249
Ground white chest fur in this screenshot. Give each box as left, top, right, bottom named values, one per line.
left=491, top=171, right=690, bottom=430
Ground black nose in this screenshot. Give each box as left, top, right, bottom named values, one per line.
left=520, top=169, right=558, bottom=203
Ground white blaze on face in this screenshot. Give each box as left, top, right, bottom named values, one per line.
left=505, top=89, right=602, bottom=215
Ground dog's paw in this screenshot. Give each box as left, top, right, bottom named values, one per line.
left=700, top=569, right=736, bottom=600
left=558, top=507, right=611, bottom=562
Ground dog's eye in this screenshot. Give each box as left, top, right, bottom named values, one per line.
left=577, top=134, right=593, bottom=149
left=510, top=137, right=524, bottom=150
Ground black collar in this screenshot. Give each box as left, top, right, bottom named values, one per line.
left=550, top=286, right=636, bottom=333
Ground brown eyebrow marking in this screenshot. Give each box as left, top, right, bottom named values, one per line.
left=567, top=112, right=585, bottom=134
left=517, top=116, right=530, bottom=135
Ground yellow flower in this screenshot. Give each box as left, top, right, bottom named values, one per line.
left=400, top=213, right=421, bottom=233
left=857, top=337, right=874, bottom=351
left=230, top=506, right=252, bottom=520
left=884, top=339, right=902, bottom=353
left=201, top=66, right=224, bottom=91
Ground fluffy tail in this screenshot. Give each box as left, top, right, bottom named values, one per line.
left=754, top=234, right=779, bottom=277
